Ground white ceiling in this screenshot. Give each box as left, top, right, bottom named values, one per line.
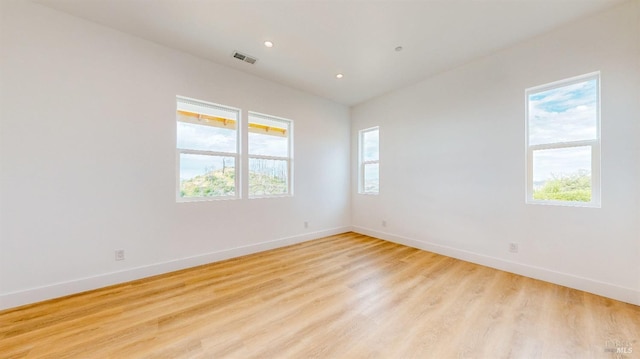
left=35, top=0, right=624, bottom=106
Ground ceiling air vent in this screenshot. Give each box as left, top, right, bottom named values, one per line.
left=232, top=51, right=257, bottom=65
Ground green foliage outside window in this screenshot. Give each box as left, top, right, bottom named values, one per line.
left=248, top=171, right=287, bottom=196
left=180, top=168, right=287, bottom=198
left=533, top=170, right=591, bottom=202
left=180, top=168, right=235, bottom=198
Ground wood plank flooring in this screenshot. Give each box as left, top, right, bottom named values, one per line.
left=1, top=232, right=638, bottom=358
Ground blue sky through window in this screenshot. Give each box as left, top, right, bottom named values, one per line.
left=528, top=78, right=597, bottom=146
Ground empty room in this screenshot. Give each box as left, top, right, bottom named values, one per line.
left=1, top=0, right=639, bottom=357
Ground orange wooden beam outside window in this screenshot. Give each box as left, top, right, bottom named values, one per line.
left=248, top=123, right=287, bottom=136
left=177, top=110, right=236, bottom=127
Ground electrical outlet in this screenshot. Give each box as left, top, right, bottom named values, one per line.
left=509, top=243, right=519, bottom=253
left=115, top=249, right=125, bottom=261
left=382, top=220, right=387, bottom=227
left=304, top=221, right=309, bottom=229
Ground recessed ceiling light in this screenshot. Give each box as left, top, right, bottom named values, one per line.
left=336, top=73, right=344, bottom=79
left=395, top=46, right=403, bottom=52
left=264, top=41, right=274, bottom=48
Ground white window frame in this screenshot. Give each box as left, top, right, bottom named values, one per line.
left=359, top=126, right=380, bottom=195
left=247, top=112, right=293, bottom=199
left=176, top=96, right=240, bottom=202
left=525, top=72, right=601, bottom=208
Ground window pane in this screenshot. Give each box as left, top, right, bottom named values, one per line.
left=532, top=146, right=591, bottom=202
left=248, top=114, right=290, bottom=157
left=363, top=129, right=379, bottom=161
left=249, top=158, right=288, bottom=196
left=248, top=132, right=288, bottom=157
left=528, top=79, right=597, bottom=146
left=179, top=154, right=235, bottom=198
left=363, top=163, right=379, bottom=193
left=177, top=122, right=236, bottom=153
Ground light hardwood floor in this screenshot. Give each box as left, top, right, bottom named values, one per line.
left=1, top=232, right=638, bottom=358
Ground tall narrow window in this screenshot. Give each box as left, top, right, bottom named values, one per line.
left=176, top=97, right=239, bottom=200
left=248, top=112, right=293, bottom=198
left=526, top=72, right=600, bottom=207
left=359, top=127, right=379, bottom=194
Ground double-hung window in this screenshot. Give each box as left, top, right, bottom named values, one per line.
left=525, top=72, right=600, bottom=207
left=176, top=97, right=239, bottom=200
left=359, top=127, right=379, bottom=194
left=248, top=112, right=293, bottom=197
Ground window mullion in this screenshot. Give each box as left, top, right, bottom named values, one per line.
left=178, top=148, right=237, bottom=157
left=248, top=154, right=288, bottom=161
left=529, top=139, right=597, bottom=151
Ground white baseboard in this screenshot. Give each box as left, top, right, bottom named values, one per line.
left=0, top=226, right=351, bottom=311
left=352, top=226, right=640, bottom=306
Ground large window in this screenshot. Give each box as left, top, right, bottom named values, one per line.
left=525, top=72, right=600, bottom=207
left=359, top=127, right=379, bottom=194
left=176, top=97, right=239, bottom=200
left=248, top=112, right=293, bottom=198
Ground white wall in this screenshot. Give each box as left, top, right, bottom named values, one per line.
left=0, top=1, right=351, bottom=309
left=351, top=0, right=640, bottom=305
